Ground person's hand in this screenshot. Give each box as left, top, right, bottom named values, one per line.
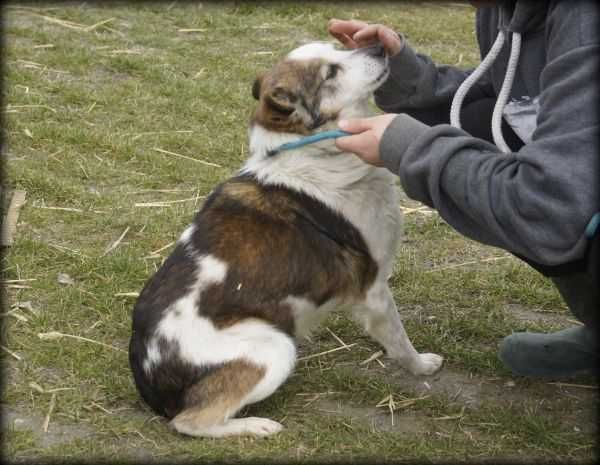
left=335, top=114, right=398, bottom=166
left=328, top=19, right=403, bottom=57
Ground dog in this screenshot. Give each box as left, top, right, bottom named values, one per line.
left=129, top=42, right=443, bottom=438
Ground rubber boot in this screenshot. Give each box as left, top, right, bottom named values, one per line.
left=498, top=325, right=598, bottom=378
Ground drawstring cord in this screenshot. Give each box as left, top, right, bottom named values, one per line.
left=450, top=30, right=522, bottom=154
left=492, top=32, right=522, bottom=153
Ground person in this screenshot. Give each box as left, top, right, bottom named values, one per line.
left=328, top=0, right=599, bottom=378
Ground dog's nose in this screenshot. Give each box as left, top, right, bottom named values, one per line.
left=368, top=44, right=386, bottom=58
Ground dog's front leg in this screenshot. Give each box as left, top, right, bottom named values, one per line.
left=352, top=282, right=443, bottom=376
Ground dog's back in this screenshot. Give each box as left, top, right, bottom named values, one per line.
left=129, top=174, right=378, bottom=436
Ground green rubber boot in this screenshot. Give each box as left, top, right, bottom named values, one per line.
left=498, top=326, right=598, bottom=378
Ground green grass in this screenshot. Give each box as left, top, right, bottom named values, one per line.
left=3, top=2, right=597, bottom=463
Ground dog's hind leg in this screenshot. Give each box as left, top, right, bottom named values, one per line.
left=171, top=322, right=296, bottom=438
left=171, top=358, right=283, bottom=438
left=174, top=411, right=283, bottom=438
left=352, top=282, right=443, bottom=376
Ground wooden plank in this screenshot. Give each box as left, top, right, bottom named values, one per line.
left=2, top=190, right=27, bottom=246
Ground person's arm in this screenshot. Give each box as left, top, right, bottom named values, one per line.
left=339, top=3, right=600, bottom=266
left=382, top=43, right=598, bottom=265
left=374, top=37, right=495, bottom=113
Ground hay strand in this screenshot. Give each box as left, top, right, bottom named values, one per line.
left=134, top=197, right=203, bottom=208
left=38, top=331, right=126, bottom=353
left=29, top=382, right=75, bottom=394
left=325, top=327, right=351, bottom=351
left=34, top=206, right=84, bottom=213
left=42, top=393, right=57, bottom=433
left=84, top=18, right=115, bottom=32
left=152, top=147, right=222, bottom=168
left=102, top=226, right=130, bottom=256
left=37, top=14, right=87, bottom=31
left=399, top=205, right=435, bottom=215
left=360, top=350, right=384, bottom=366
left=297, top=343, right=357, bottom=362
left=47, top=242, right=86, bottom=257
left=1, top=345, right=22, bottom=361
left=114, top=292, right=140, bottom=298
left=6, top=104, right=57, bottom=113
left=148, top=241, right=175, bottom=256
left=129, top=188, right=195, bottom=194
left=427, top=255, right=512, bottom=272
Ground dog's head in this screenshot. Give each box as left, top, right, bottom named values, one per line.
left=251, top=42, right=389, bottom=138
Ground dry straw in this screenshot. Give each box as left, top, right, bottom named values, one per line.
left=153, top=147, right=222, bottom=168
left=38, top=331, right=126, bottom=353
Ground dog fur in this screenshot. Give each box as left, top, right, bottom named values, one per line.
left=129, top=42, right=443, bottom=438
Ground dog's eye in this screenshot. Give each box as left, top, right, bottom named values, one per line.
left=325, top=64, right=340, bottom=81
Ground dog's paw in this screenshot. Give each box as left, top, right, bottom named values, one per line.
left=242, top=417, right=284, bottom=437
left=409, top=353, right=444, bottom=376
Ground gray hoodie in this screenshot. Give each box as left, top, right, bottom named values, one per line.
left=375, top=0, right=599, bottom=266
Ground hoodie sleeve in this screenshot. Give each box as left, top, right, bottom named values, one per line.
left=379, top=4, right=600, bottom=266
left=374, top=37, right=495, bottom=113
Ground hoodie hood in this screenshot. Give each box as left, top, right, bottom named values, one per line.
left=498, top=0, right=548, bottom=33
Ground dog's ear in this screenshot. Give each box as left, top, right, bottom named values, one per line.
left=266, top=97, right=294, bottom=116
left=252, top=73, right=265, bottom=100
left=265, top=86, right=296, bottom=116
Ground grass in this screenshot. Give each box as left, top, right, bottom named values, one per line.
left=2, top=1, right=598, bottom=463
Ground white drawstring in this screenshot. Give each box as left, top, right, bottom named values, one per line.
left=492, top=31, right=521, bottom=153
left=450, top=30, right=506, bottom=129
left=450, top=30, right=522, bottom=154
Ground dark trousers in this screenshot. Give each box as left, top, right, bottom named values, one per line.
left=405, top=99, right=599, bottom=328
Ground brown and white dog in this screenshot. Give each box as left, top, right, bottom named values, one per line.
left=129, top=42, right=443, bottom=438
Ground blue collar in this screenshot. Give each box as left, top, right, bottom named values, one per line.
left=267, top=129, right=351, bottom=157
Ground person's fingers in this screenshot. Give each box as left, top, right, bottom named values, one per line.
left=331, top=31, right=359, bottom=49
left=335, top=131, right=382, bottom=166
left=328, top=19, right=369, bottom=49
left=336, top=119, right=377, bottom=157
left=338, top=118, right=373, bottom=134
left=379, top=28, right=402, bottom=56
left=352, top=24, right=381, bottom=48
left=335, top=132, right=372, bottom=153
left=328, top=19, right=370, bottom=37
left=329, top=20, right=402, bottom=56
left=354, top=25, right=402, bottom=55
